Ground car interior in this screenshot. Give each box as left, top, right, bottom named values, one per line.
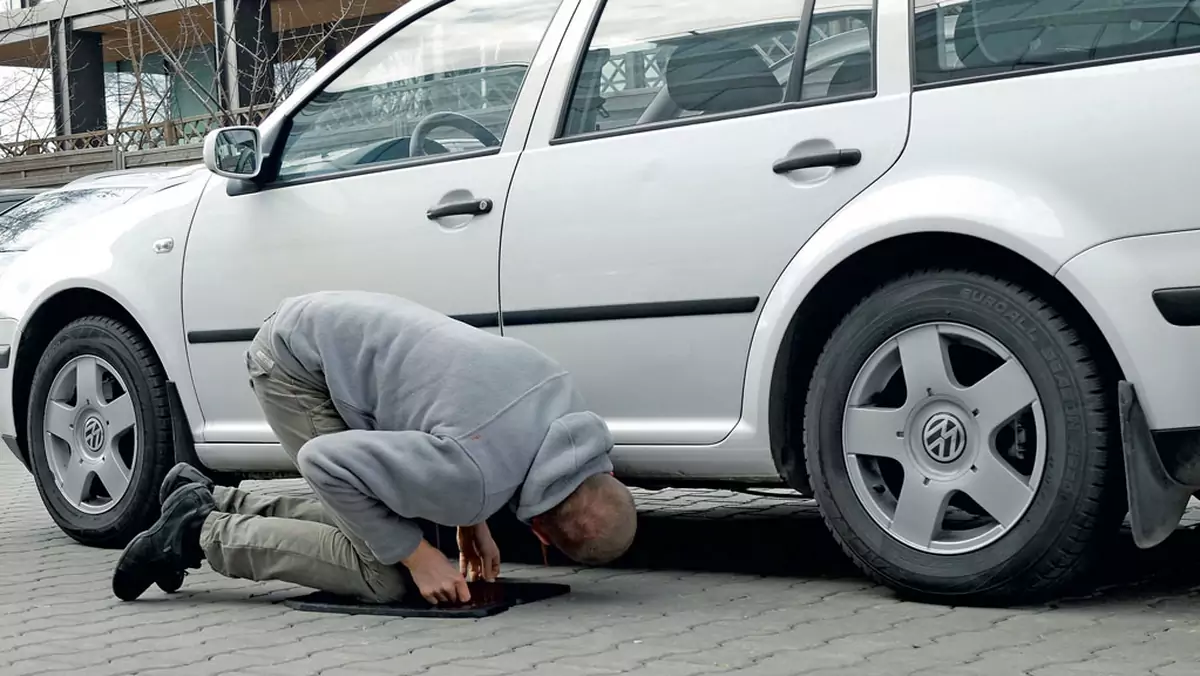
left=279, top=16, right=883, bottom=178
left=914, top=0, right=1200, bottom=84
left=575, top=22, right=874, bottom=134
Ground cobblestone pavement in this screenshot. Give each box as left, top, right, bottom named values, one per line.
left=2, top=452, right=1200, bottom=676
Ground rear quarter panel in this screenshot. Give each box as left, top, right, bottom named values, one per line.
left=744, top=53, right=1200, bottom=444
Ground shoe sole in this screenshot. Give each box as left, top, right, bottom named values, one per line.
left=112, top=531, right=157, bottom=602
left=157, top=569, right=186, bottom=594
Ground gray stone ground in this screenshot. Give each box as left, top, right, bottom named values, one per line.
left=2, top=451, right=1199, bottom=676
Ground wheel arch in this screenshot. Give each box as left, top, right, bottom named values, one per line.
left=13, top=289, right=164, bottom=465
left=766, top=232, right=1124, bottom=492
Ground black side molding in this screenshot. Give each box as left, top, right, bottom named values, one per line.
left=0, top=344, right=10, bottom=369
left=187, top=328, right=260, bottom=344
left=186, top=297, right=760, bottom=344
left=1151, top=287, right=1200, bottom=327
left=451, top=313, right=501, bottom=329
left=187, top=315, right=501, bottom=343
left=502, top=297, right=759, bottom=327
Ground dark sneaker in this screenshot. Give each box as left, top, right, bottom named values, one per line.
left=159, top=462, right=214, bottom=506
left=154, top=463, right=215, bottom=593
left=113, top=483, right=214, bottom=602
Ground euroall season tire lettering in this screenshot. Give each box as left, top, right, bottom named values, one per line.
left=960, top=287, right=1039, bottom=340
left=1041, top=348, right=1084, bottom=431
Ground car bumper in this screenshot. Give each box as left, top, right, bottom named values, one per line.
left=1057, top=230, right=1200, bottom=432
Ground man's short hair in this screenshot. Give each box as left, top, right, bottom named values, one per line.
left=542, top=473, right=637, bottom=565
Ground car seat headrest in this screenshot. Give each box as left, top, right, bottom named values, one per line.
left=664, top=36, right=784, bottom=114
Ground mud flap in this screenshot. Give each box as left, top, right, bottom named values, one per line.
left=1119, top=380, right=1194, bottom=549
left=166, top=381, right=241, bottom=487
left=166, top=381, right=199, bottom=466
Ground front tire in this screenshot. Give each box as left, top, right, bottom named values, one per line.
left=804, top=270, right=1123, bottom=604
left=27, top=316, right=174, bottom=548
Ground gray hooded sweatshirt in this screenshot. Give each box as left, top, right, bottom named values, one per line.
left=262, top=291, right=614, bottom=565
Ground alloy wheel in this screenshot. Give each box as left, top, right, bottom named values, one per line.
left=841, top=322, right=1046, bottom=554
left=42, top=354, right=139, bottom=514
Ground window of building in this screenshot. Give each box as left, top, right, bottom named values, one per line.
left=275, top=0, right=562, bottom=182
left=914, top=0, right=1200, bottom=86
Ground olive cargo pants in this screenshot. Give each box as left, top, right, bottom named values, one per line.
left=196, top=327, right=408, bottom=602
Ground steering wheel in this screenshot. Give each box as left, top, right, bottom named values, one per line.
left=408, top=111, right=501, bottom=158
left=233, top=144, right=257, bottom=174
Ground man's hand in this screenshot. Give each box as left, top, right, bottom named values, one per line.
left=457, top=522, right=501, bottom=582
left=401, top=539, right=471, bottom=605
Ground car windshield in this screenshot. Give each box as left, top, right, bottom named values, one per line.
left=0, top=187, right=141, bottom=253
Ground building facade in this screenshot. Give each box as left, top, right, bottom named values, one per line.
left=0, top=0, right=401, bottom=150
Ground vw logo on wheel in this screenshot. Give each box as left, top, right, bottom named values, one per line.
left=921, top=412, right=967, bottom=463
left=81, top=416, right=106, bottom=454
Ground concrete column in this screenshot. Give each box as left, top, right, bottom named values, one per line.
left=214, top=0, right=276, bottom=115
left=50, top=20, right=106, bottom=137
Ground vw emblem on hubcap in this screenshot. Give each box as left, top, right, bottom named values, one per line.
left=921, top=412, right=967, bottom=463
left=81, top=416, right=106, bottom=454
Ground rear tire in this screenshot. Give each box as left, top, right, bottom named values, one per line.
left=804, top=270, right=1123, bottom=605
left=27, top=316, right=174, bottom=548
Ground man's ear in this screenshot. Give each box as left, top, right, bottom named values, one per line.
left=530, top=517, right=551, bottom=546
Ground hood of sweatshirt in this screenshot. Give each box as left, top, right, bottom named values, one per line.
left=513, top=411, right=615, bottom=523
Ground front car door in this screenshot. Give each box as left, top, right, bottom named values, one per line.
left=181, top=0, right=571, bottom=461
left=499, top=0, right=911, bottom=454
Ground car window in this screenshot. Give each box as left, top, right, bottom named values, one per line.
left=559, top=0, right=875, bottom=138
left=799, top=4, right=875, bottom=102
left=275, top=0, right=563, bottom=182
left=0, top=198, right=29, bottom=216
left=913, top=0, right=1200, bottom=85
left=0, top=187, right=140, bottom=253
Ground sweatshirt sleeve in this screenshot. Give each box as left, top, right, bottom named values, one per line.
left=296, top=429, right=486, bottom=565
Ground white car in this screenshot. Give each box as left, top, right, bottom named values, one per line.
left=0, top=167, right=202, bottom=260
left=2, top=0, right=1198, bottom=605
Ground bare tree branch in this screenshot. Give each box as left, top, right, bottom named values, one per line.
left=0, top=1, right=78, bottom=152
left=0, top=0, right=375, bottom=152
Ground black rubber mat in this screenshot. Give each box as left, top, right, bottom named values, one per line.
left=282, top=580, right=570, bottom=618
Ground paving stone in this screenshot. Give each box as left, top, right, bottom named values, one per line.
left=2, top=453, right=1200, bottom=675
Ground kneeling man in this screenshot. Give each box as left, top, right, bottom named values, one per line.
left=113, top=291, right=637, bottom=605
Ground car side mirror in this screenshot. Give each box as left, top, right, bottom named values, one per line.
left=203, top=126, right=263, bottom=180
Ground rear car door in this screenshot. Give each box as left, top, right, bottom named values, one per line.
left=499, top=0, right=911, bottom=445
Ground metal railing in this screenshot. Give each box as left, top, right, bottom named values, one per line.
left=0, top=107, right=271, bottom=158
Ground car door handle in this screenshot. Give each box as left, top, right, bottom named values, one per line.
left=426, top=198, right=493, bottom=220
left=772, top=148, right=862, bottom=174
